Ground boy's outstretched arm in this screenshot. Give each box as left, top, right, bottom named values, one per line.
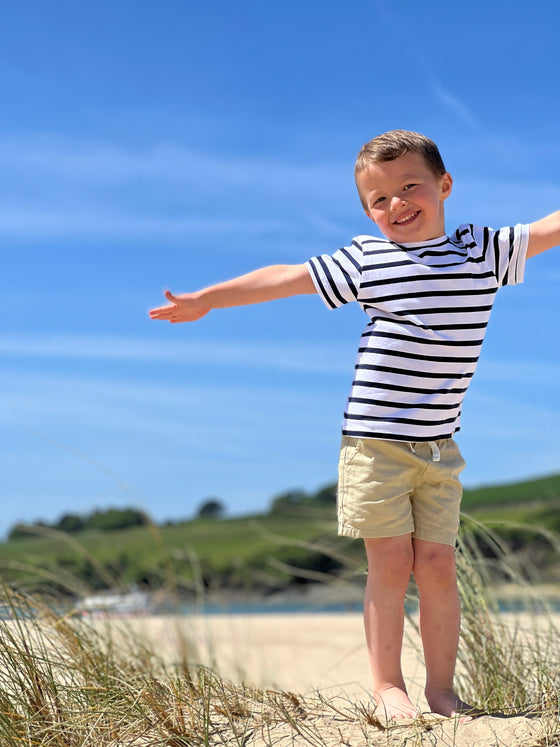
left=527, top=210, right=560, bottom=258
left=149, top=263, right=316, bottom=323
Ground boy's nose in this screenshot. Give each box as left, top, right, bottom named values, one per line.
left=390, top=195, right=406, bottom=211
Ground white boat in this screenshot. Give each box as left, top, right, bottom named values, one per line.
left=75, top=589, right=152, bottom=617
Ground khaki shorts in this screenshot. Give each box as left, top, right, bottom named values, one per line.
left=337, top=436, right=466, bottom=546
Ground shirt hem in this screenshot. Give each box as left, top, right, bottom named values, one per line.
left=341, top=428, right=460, bottom=442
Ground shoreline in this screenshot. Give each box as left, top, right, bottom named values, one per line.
left=117, top=605, right=560, bottom=706
left=165, top=581, right=560, bottom=618
left=157, top=578, right=560, bottom=611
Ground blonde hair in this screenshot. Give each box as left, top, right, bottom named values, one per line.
left=355, top=130, right=447, bottom=209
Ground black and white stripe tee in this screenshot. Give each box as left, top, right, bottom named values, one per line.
left=306, top=223, right=529, bottom=442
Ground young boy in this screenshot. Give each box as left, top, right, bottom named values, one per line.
left=150, top=130, right=560, bottom=721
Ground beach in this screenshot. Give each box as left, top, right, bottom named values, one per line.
left=132, top=611, right=386, bottom=698
left=122, top=610, right=557, bottom=745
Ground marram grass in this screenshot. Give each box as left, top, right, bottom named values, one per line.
left=0, top=587, right=390, bottom=746
left=0, top=517, right=560, bottom=745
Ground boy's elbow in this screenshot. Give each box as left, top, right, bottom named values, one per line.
left=282, top=263, right=316, bottom=295
left=527, top=211, right=560, bottom=258
left=295, top=264, right=317, bottom=295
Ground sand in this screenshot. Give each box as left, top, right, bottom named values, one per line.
left=134, top=612, right=387, bottom=698
left=122, top=610, right=559, bottom=746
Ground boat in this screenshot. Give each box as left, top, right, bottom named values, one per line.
left=74, top=588, right=153, bottom=617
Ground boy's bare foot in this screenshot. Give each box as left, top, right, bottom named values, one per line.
left=426, top=688, right=482, bottom=723
left=374, top=686, right=421, bottom=721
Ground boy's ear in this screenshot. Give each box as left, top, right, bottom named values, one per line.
left=364, top=209, right=375, bottom=223
left=441, top=172, right=453, bottom=200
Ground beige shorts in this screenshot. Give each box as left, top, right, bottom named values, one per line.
left=337, top=436, right=466, bottom=546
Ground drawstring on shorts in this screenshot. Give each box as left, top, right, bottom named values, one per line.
left=408, top=441, right=441, bottom=462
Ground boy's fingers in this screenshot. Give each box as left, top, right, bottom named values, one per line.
left=149, top=291, right=179, bottom=319
left=149, top=305, right=173, bottom=318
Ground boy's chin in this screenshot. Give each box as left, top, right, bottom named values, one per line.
left=386, top=230, right=424, bottom=243
left=386, top=225, right=445, bottom=244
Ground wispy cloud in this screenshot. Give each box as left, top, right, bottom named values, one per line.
left=1, top=134, right=558, bottom=242
left=475, top=358, right=560, bottom=388
left=446, top=176, right=560, bottom=227
left=0, top=332, right=350, bottom=375
left=424, top=67, right=529, bottom=168
left=429, top=78, right=481, bottom=132
left=0, top=368, right=321, bottom=428
left=467, top=385, right=559, bottom=430
left=372, top=4, right=529, bottom=168
left=0, top=367, right=341, bottom=494
left=0, top=136, right=352, bottom=241
left=0, top=136, right=345, bottom=190
left=0, top=204, right=291, bottom=240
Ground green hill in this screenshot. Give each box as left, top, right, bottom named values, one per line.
left=0, top=472, right=558, bottom=596
left=462, top=473, right=560, bottom=543
left=462, top=472, right=560, bottom=512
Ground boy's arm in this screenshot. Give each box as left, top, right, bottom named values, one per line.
left=149, top=263, right=316, bottom=323
left=527, top=210, right=560, bottom=259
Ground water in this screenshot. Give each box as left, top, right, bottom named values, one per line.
left=175, top=595, right=560, bottom=617
left=177, top=598, right=364, bottom=616
left=4, top=590, right=559, bottom=620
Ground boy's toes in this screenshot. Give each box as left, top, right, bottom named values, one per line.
left=374, top=686, right=421, bottom=722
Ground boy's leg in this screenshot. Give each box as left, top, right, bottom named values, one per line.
left=363, top=535, right=420, bottom=719
left=412, top=538, right=477, bottom=719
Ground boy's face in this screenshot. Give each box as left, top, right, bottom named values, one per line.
left=356, top=152, right=453, bottom=243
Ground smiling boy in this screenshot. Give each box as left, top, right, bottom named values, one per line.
left=150, top=130, right=560, bottom=721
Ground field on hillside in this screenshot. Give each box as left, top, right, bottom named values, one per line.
left=0, top=473, right=559, bottom=597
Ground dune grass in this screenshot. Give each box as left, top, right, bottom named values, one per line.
left=0, top=518, right=560, bottom=745
left=399, top=514, right=560, bottom=726
left=0, top=587, right=391, bottom=746
left=454, top=517, right=560, bottom=716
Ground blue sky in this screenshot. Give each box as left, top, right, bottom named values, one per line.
left=0, top=0, right=558, bottom=537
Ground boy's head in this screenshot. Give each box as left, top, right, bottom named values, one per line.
left=355, top=130, right=452, bottom=243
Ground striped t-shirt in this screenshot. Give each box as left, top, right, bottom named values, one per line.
left=306, top=223, right=529, bottom=442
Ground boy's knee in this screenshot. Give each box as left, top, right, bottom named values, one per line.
left=412, top=544, right=456, bottom=589
left=365, top=536, right=414, bottom=587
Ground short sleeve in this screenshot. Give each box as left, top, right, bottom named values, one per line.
left=306, top=240, right=364, bottom=310
left=475, top=223, right=529, bottom=287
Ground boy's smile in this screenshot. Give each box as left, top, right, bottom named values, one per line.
left=356, top=152, right=453, bottom=243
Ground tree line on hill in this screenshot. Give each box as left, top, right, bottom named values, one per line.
left=3, top=475, right=560, bottom=594
left=7, top=507, right=151, bottom=540
left=6, top=483, right=338, bottom=541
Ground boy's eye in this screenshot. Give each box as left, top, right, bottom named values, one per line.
left=403, top=183, right=416, bottom=191
left=373, top=196, right=386, bottom=206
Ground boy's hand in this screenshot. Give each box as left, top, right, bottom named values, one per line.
left=149, top=290, right=210, bottom=323
left=149, top=264, right=316, bottom=324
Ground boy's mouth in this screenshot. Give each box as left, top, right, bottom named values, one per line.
left=393, top=210, right=420, bottom=226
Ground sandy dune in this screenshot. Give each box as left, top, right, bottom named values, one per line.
left=123, top=611, right=557, bottom=745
